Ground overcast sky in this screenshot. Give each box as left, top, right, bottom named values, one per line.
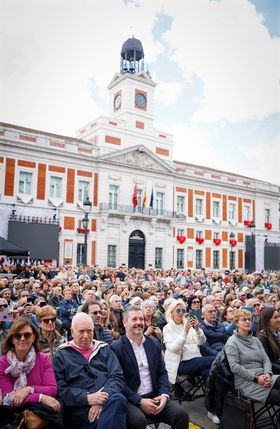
left=0, top=0, right=279, bottom=184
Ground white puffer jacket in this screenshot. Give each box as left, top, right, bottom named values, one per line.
left=163, top=319, right=206, bottom=384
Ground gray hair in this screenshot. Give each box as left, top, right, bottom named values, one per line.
left=71, top=312, right=94, bottom=329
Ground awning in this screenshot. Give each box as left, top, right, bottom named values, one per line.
left=0, top=236, right=29, bottom=256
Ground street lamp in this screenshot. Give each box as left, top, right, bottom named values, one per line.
left=82, top=196, right=92, bottom=266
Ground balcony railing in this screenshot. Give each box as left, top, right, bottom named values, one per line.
left=99, top=203, right=186, bottom=220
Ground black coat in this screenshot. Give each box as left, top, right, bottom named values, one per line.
left=205, top=349, right=235, bottom=418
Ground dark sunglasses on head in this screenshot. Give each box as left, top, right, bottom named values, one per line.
left=175, top=308, right=186, bottom=314
left=41, top=317, right=56, bottom=324
left=13, top=332, right=33, bottom=340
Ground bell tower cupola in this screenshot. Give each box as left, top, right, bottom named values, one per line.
left=120, top=36, right=145, bottom=74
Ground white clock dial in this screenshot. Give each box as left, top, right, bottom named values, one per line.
left=114, top=94, right=122, bottom=110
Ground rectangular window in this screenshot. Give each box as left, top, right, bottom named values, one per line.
left=49, top=176, right=62, bottom=199
left=213, top=232, right=220, bottom=239
left=265, top=208, right=271, bottom=223
left=156, top=192, right=164, bottom=215
left=244, top=205, right=251, bottom=221
left=155, top=247, right=163, bottom=268
left=78, top=181, right=89, bottom=203
left=196, top=250, right=203, bottom=269
left=107, top=245, right=117, bottom=267
left=196, top=230, right=203, bottom=238
left=18, top=171, right=33, bottom=195
left=229, top=251, right=236, bottom=270
left=77, top=243, right=85, bottom=266
left=109, top=184, right=119, bottom=210
left=229, top=203, right=236, bottom=220
left=213, top=201, right=220, bottom=217
left=213, top=251, right=220, bottom=269
left=177, top=249, right=184, bottom=269
left=176, top=196, right=185, bottom=214
left=195, top=198, right=203, bottom=216
left=177, top=228, right=184, bottom=237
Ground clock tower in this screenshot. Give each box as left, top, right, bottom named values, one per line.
left=108, top=36, right=157, bottom=132
left=77, top=36, right=173, bottom=160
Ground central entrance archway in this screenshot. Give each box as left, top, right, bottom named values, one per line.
left=128, top=230, right=145, bottom=269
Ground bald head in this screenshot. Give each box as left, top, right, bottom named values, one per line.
left=71, top=313, right=94, bottom=349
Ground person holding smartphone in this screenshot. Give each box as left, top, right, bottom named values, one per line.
left=163, top=299, right=214, bottom=393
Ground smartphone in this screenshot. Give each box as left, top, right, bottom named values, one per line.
left=189, top=308, right=202, bottom=321
left=0, top=311, right=14, bottom=322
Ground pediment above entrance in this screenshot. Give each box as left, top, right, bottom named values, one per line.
left=99, top=145, right=175, bottom=174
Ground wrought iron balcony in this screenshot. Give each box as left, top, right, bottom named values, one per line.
left=99, top=203, right=186, bottom=220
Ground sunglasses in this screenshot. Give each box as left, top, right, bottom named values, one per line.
left=0, top=304, right=8, bottom=308
left=13, top=332, right=33, bottom=340
left=192, top=301, right=201, bottom=304
left=91, top=311, right=101, bottom=315
left=175, top=308, right=186, bottom=314
left=41, top=317, right=56, bottom=324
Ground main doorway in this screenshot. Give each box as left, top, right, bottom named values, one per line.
left=128, top=230, right=145, bottom=269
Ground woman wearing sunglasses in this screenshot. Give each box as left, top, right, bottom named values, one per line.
left=163, top=299, right=214, bottom=395
left=37, top=305, right=64, bottom=357
left=0, top=318, right=62, bottom=427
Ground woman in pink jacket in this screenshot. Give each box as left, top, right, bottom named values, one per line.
left=0, top=318, right=60, bottom=427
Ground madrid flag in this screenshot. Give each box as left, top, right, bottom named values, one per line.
left=132, top=184, right=138, bottom=207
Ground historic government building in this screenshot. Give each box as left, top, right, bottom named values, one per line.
left=0, top=38, right=279, bottom=271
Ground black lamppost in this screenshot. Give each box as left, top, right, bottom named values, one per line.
left=82, top=196, right=92, bottom=266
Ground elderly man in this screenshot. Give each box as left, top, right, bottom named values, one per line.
left=53, top=313, right=127, bottom=429
left=111, top=306, right=189, bottom=429
left=199, top=304, right=227, bottom=357
left=109, top=294, right=125, bottom=338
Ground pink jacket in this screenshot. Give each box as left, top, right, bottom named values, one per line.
left=0, top=352, right=57, bottom=405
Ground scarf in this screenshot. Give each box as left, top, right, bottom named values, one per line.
left=3, top=346, right=36, bottom=406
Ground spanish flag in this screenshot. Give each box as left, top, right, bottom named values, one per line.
left=142, top=188, right=147, bottom=208
left=132, top=184, right=138, bottom=207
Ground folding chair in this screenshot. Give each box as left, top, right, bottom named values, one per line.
left=171, top=374, right=206, bottom=404
left=251, top=401, right=279, bottom=429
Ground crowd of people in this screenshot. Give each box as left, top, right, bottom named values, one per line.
left=0, top=263, right=279, bottom=428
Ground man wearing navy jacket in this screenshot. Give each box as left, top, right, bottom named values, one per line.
left=111, top=306, right=189, bottom=429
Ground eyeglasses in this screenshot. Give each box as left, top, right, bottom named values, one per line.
left=91, top=311, right=101, bottom=315
left=240, top=318, right=252, bottom=323
left=175, top=308, right=186, bottom=313
left=13, top=332, right=33, bottom=340
left=0, top=304, right=8, bottom=308
left=192, top=301, right=200, bottom=304
left=41, top=317, right=56, bottom=324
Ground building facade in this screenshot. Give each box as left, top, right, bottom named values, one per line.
left=0, top=37, right=279, bottom=271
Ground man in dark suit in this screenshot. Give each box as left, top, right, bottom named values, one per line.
left=111, top=306, right=189, bottom=429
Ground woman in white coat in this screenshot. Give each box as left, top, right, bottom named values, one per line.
left=163, top=299, right=214, bottom=386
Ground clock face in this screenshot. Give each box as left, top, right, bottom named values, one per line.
left=114, top=94, right=122, bottom=110
left=135, top=93, right=147, bottom=109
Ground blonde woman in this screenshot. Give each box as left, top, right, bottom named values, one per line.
left=163, top=299, right=214, bottom=386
